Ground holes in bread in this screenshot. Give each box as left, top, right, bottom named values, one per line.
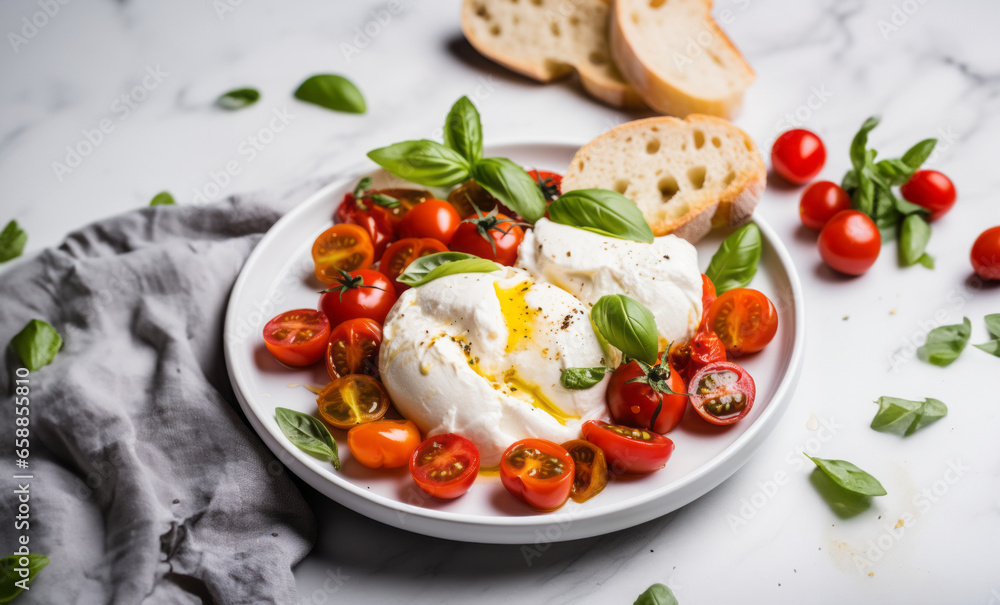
left=550, top=21, right=561, bottom=36
left=569, top=15, right=580, bottom=26
left=649, top=0, right=668, bottom=7
left=646, top=140, right=660, bottom=154
left=475, top=4, right=488, bottom=18
left=693, top=130, right=705, bottom=149
left=613, top=178, right=630, bottom=194
left=658, top=175, right=679, bottom=202
left=543, top=58, right=573, bottom=78
left=665, top=200, right=690, bottom=219
left=712, top=136, right=722, bottom=148
left=490, top=24, right=502, bottom=36
left=531, top=0, right=542, bottom=4
left=589, top=51, right=608, bottom=65
left=688, top=166, right=706, bottom=190
left=722, top=171, right=736, bottom=186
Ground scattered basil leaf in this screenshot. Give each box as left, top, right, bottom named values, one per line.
left=0, top=553, right=49, bottom=602
left=275, top=407, right=340, bottom=469
left=547, top=189, right=654, bottom=243
left=806, top=455, right=886, bottom=497
left=634, top=583, right=679, bottom=605
left=871, top=396, right=947, bottom=436
left=899, top=214, right=931, bottom=267
left=149, top=191, right=175, bottom=206
left=443, top=96, right=483, bottom=164
left=397, top=252, right=501, bottom=287
left=0, top=220, right=27, bottom=262
left=591, top=294, right=659, bottom=366
left=901, top=138, right=937, bottom=169
left=974, top=340, right=1000, bottom=357
left=216, top=87, right=260, bottom=110
left=704, top=222, right=762, bottom=294
left=919, top=317, right=971, bottom=367
left=984, top=314, right=1000, bottom=339
left=367, top=140, right=471, bottom=187
left=294, top=74, right=366, bottom=114
left=470, top=157, right=546, bottom=223
left=560, top=367, right=608, bottom=390
left=917, top=253, right=935, bottom=269
left=11, top=319, right=62, bottom=371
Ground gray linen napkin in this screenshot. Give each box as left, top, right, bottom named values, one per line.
left=0, top=188, right=324, bottom=604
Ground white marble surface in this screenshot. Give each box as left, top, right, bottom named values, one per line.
left=3, top=0, right=1000, bottom=603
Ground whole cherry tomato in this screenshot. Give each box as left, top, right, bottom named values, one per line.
left=262, top=309, right=330, bottom=367
left=818, top=210, right=881, bottom=276
left=971, top=226, right=1000, bottom=280
left=409, top=434, right=480, bottom=499
left=772, top=129, right=826, bottom=184
left=325, top=318, right=382, bottom=380
left=500, top=439, right=575, bottom=511
left=800, top=181, right=851, bottom=230
left=399, top=199, right=461, bottom=245
left=582, top=420, right=674, bottom=475
left=688, top=361, right=756, bottom=426
left=706, top=288, right=779, bottom=355
left=607, top=360, right=687, bottom=434
left=319, top=269, right=397, bottom=325
left=449, top=210, right=525, bottom=266
left=900, top=170, right=956, bottom=221
left=347, top=419, right=421, bottom=469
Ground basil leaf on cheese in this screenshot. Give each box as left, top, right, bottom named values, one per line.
left=547, top=189, right=654, bottom=243
left=560, top=367, right=608, bottom=390
left=590, top=294, right=658, bottom=366
left=397, top=252, right=501, bottom=287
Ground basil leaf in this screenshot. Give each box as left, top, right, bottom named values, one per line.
left=0, top=553, right=49, bottom=602
left=917, top=253, right=935, bottom=269
left=470, top=157, right=546, bottom=223
left=841, top=169, right=859, bottom=194
left=984, top=313, right=1000, bottom=339
left=149, top=191, right=175, bottom=206
left=704, top=222, right=762, bottom=294
left=919, top=317, right=971, bottom=367
left=591, top=294, right=658, bottom=366
left=397, top=252, right=501, bottom=287
left=875, top=158, right=914, bottom=187
left=873, top=186, right=901, bottom=239
left=854, top=173, right=875, bottom=217
left=974, top=340, right=1000, bottom=357
left=806, top=455, right=886, bottom=497
left=901, top=138, right=937, bottom=169
left=368, top=140, right=471, bottom=187
left=443, top=96, right=482, bottom=163
left=871, top=396, right=947, bottom=436
left=850, top=116, right=880, bottom=173
left=294, top=74, right=366, bottom=114
left=11, top=319, right=62, bottom=371
left=216, top=87, right=260, bottom=110
left=560, top=367, right=608, bottom=390
left=547, top=189, right=654, bottom=243
left=899, top=214, right=931, bottom=267
left=0, top=220, right=27, bottom=262
left=275, top=407, right=340, bottom=469
left=634, top=583, right=679, bottom=605
left=893, top=194, right=928, bottom=216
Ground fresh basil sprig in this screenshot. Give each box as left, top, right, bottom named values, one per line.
left=0, top=220, right=27, bottom=262
left=216, top=87, right=260, bottom=110
left=443, top=96, right=483, bottom=164
left=899, top=214, right=933, bottom=267
left=806, top=455, right=886, bottom=497
left=973, top=313, right=1000, bottom=357
left=704, top=222, right=762, bottom=294
left=560, top=367, right=608, bottom=390
left=275, top=407, right=340, bottom=469
left=547, top=189, right=654, bottom=243
left=634, top=583, right=679, bottom=605
left=11, top=319, right=62, bottom=371
left=294, top=74, right=366, bottom=114
left=0, top=553, right=49, bottom=602
left=590, top=294, right=659, bottom=366
left=397, top=252, right=501, bottom=287
left=870, top=396, right=947, bottom=436
left=471, top=158, right=546, bottom=223
left=919, top=317, right=971, bottom=367
left=150, top=191, right=175, bottom=206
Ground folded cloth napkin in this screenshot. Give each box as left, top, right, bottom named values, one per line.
left=0, top=186, right=326, bottom=604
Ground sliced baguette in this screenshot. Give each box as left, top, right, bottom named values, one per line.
left=610, top=0, right=754, bottom=119
left=460, top=0, right=645, bottom=109
left=561, top=115, right=765, bottom=242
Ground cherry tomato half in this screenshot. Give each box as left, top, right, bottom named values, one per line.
left=450, top=211, right=524, bottom=266
left=500, top=439, right=575, bottom=511
left=342, top=204, right=395, bottom=260
left=607, top=360, right=687, bottom=434
left=689, top=361, right=756, bottom=425
left=409, top=434, right=480, bottom=499
left=668, top=329, right=727, bottom=384
left=347, top=419, right=421, bottom=469
left=262, top=309, right=330, bottom=367
left=326, top=318, right=382, bottom=380
left=772, top=129, right=826, bottom=185
left=800, top=181, right=851, bottom=230
left=582, top=420, right=674, bottom=475
left=971, top=226, right=1000, bottom=280
left=706, top=288, right=779, bottom=356
left=561, top=439, right=608, bottom=503
left=319, top=269, right=398, bottom=325
left=312, top=224, right=375, bottom=284
left=336, top=186, right=431, bottom=229
left=700, top=273, right=717, bottom=328
left=900, top=170, right=956, bottom=221
left=316, top=374, right=391, bottom=429
left=818, top=210, right=881, bottom=276
left=447, top=171, right=562, bottom=219
left=399, top=199, right=461, bottom=245
left=379, top=237, right=448, bottom=292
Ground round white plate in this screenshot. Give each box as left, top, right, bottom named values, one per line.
left=224, top=142, right=805, bottom=544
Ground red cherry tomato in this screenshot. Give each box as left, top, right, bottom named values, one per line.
left=706, top=288, right=779, bottom=355
left=530, top=170, right=563, bottom=203
left=688, top=361, right=756, bottom=425
left=500, top=438, right=575, bottom=511
left=336, top=186, right=432, bottom=229
left=971, top=226, right=1000, bottom=280
left=262, top=309, right=330, bottom=367
left=409, top=434, right=480, bottom=500
left=325, top=318, right=382, bottom=380
left=699, top=273, right=717, bottom=330
left=379, top=237, right=449, bottom=292
left=347, top=419, right=421, bottom=469
left=607, top=360, right=687, bottom=434
left=772, top=129, right=826, bottom=185
left=450, top=212, right=524, bottom=266
left=800, top=181, right=851, bottom=230
left=319, top=269, right=398, bottom=325
left=818, top=210, right=881, bottom=276
left=668, top=328, right=729, bottom=383
left=399, top=199, right=461, bottom=245
left=582, top=420, right=674, bottom=475
left=343, top=205, right=395, bottom=260
left=900, top=170, right=956, bottom=221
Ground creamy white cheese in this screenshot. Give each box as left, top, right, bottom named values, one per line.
left=516, top=218, right=703, bottom=349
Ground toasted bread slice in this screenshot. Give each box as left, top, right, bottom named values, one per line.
left=609, top=0, right=754, bottom=119
left=461, top=0, right=645, bottom=109
left=561, top=115, right=765, bottom=242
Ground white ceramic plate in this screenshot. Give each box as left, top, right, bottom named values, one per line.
left=224, top=142, right=805, bottom=544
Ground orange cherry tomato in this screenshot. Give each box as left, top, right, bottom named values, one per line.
left=316, top=374, right=391, bottom=429
left=379, top=237, right=448, bottom=292
left=561, top=439, right=608, bottom=503
left=326, top=318, right=382, bottom=380
left=312, top=224, right=375, bottom=284
left=706, top=288, right=779, bottom=356
left=409, top=434, right=480, bottom=499
left=399, top=199, right=461, bottom=245
left=347, top=419, right=421, bottom=469
left=500, top=438, right=575, bottom=511
left=261, top=309, right=330, bottom=367
left=582, top=420, right=674, bottom=475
